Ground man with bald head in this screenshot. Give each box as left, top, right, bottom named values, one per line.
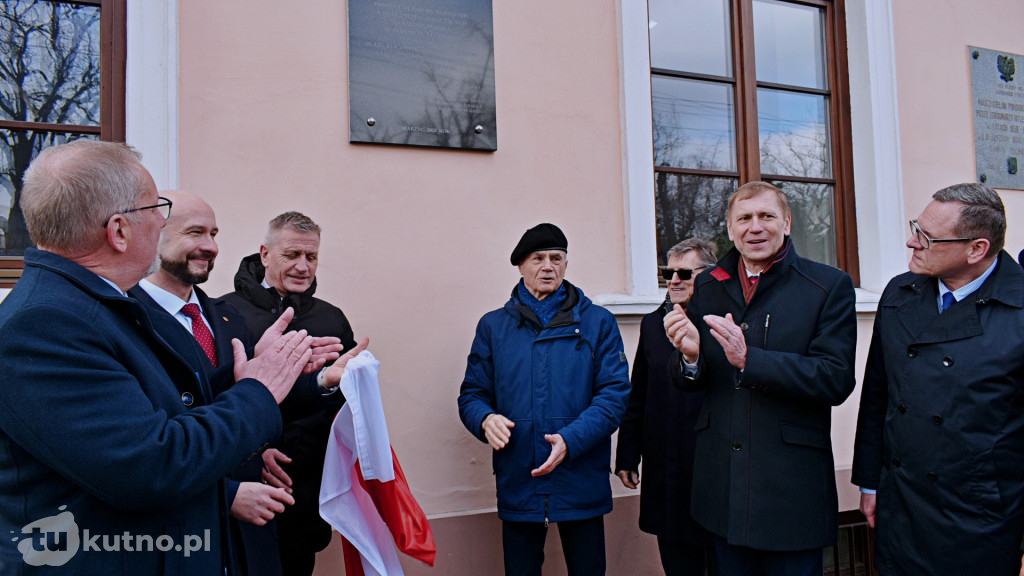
left=0, top=140, right=317, bottom=575
left=130, top=191, right=360, bottom=576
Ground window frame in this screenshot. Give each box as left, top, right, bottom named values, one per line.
left=601, top=0, right=906, bottom=315
left=650, top=0, right=859, bottom=280
left=0, top=0, right=126, bottom=287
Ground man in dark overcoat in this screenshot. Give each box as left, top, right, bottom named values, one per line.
left=664, top=181, right=857, bottom=576
left=853, top=183, right=1024, bottom=576
left=615, top=237, right=717, bottom=576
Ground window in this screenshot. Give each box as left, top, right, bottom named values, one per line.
left=649, top=0, right=857, bottom=280
left=0, top=0, right=125, bottom=284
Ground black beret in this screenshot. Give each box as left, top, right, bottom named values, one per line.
left=510, top=223, right=568, bottom=265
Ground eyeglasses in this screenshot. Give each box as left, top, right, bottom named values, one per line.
left=103, top=196, right=173, bottom=227
left=660, top=267, right=702, bottom=281
left=908, top=219, right=975, bottom=250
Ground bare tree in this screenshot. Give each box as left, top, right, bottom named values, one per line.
left=0, top=0, right=100, bottom=254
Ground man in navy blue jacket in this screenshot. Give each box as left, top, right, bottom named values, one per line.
left=0, top=141, right=316, bottom=575
left=459, top=223, right=630, bottom=576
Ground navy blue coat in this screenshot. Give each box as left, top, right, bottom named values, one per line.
left=0, top=249, right=282, bottom=575
left=459, top=281, right=630, bottom=523
left=130, top=284, right=325, bottom=576
left=852, top=253, right=1024, bottom=576
left=615, top=302, right=710, bottom=543
left=675, top=241, right=857, bottom=550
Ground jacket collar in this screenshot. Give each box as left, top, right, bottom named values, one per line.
left=704, top=238, right=797, bottom=307
left=231, top=252, right=319, bottom=313
left=507, top=279, right=583, bottom=331
left=894, top=251, right=1023, bottom=344
left=25, top=247, right=134, bottom=304
left=25, top=249, right=210, bottom=399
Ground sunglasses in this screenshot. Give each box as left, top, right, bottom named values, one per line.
left=660, top=267, right=701, bottom=281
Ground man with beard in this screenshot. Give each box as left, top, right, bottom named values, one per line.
left=131, top=191, right=355, bottom=576
left=220, top=212, right=358, bottom=576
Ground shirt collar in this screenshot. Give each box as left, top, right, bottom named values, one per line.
left=938, top=255, right=999, bottom=305
left=98, top=275, right=128, bottom=297
left=138, top=278, right=200, bottom=317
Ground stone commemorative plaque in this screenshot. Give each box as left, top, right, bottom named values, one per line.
left=971, top=46, right=1024, bottom=189
left=348, top=0, right=497, bottom=151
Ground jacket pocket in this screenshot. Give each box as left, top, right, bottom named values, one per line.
left=780, top=423, right=829, bottom=451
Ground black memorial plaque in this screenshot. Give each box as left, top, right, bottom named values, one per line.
left=971, top=46, right=1024, bottom=189
left=348, top=0, right=497, bottom=151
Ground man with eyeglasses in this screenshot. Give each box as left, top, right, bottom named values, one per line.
left=0, top=140, right=321, bottom=575
left=664, top=181, right=857, bottom=576
left=615, top=238, right=718, bottom=576
left=852, top=183, right=1024, bottom=576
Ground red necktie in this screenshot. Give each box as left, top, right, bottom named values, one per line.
left=181, top=303, right=218, bottom=367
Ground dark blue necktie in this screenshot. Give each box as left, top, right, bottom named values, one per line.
left=940, top=291, right=955, bottom=313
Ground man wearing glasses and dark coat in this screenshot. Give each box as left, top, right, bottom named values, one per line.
left=853, top=183, right=1024, bottom=576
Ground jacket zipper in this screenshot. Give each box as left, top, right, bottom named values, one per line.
left=544, top=496, right=550, bottom=527
left=763, top=314, right=771, bottom=347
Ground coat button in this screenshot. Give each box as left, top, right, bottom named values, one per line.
left=732, top=442, right=742, bottom=451
left=740, top=323, right=749, bottom=331
left=181, top=392, right=194, bottom=406
left=897, top=404, right=907, bottom=414
left=927, top=472, right=938, bottom=483
left=907, top=347, right=918, bottom=358
left=892, top=457, right=902, bottom=467
left=932, top=415, right=944, bottom=425
left=942, top=357, right=954, bottom=367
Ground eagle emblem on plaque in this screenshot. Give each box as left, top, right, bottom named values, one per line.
left=998, top=54, right=1015, bottom=82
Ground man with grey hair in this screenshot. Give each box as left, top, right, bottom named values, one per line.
left=615, top=238, right=717, bottom=576
left=220, top=211, right=358, bottom=576
left=0, top=140, right=316, bottom=574
left=853, top=183, right=1024, bottom=576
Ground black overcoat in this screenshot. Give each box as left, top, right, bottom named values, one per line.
left=852, top=252, right=1024, bottom=576
left=675, top=241, right=857, bottom=550
left=615, top=302, right=710, bottom=543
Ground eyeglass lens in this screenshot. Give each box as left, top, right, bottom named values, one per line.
left=661, top=268, right=694, bottom=281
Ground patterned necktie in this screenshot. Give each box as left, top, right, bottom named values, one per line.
left=181, top=303, right=218, bottom=367
left=940, top=291, right=955, bottom=314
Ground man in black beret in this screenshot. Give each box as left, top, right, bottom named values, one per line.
left=459, top=223, right=631, bottom=576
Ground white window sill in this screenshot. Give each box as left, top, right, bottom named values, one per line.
left=594, top=287, right=881, bottom=319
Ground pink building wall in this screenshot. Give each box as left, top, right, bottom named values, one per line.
left=168, top=0, right=1024, bottom=573
left=892, top=0, right=1024, bottom=251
